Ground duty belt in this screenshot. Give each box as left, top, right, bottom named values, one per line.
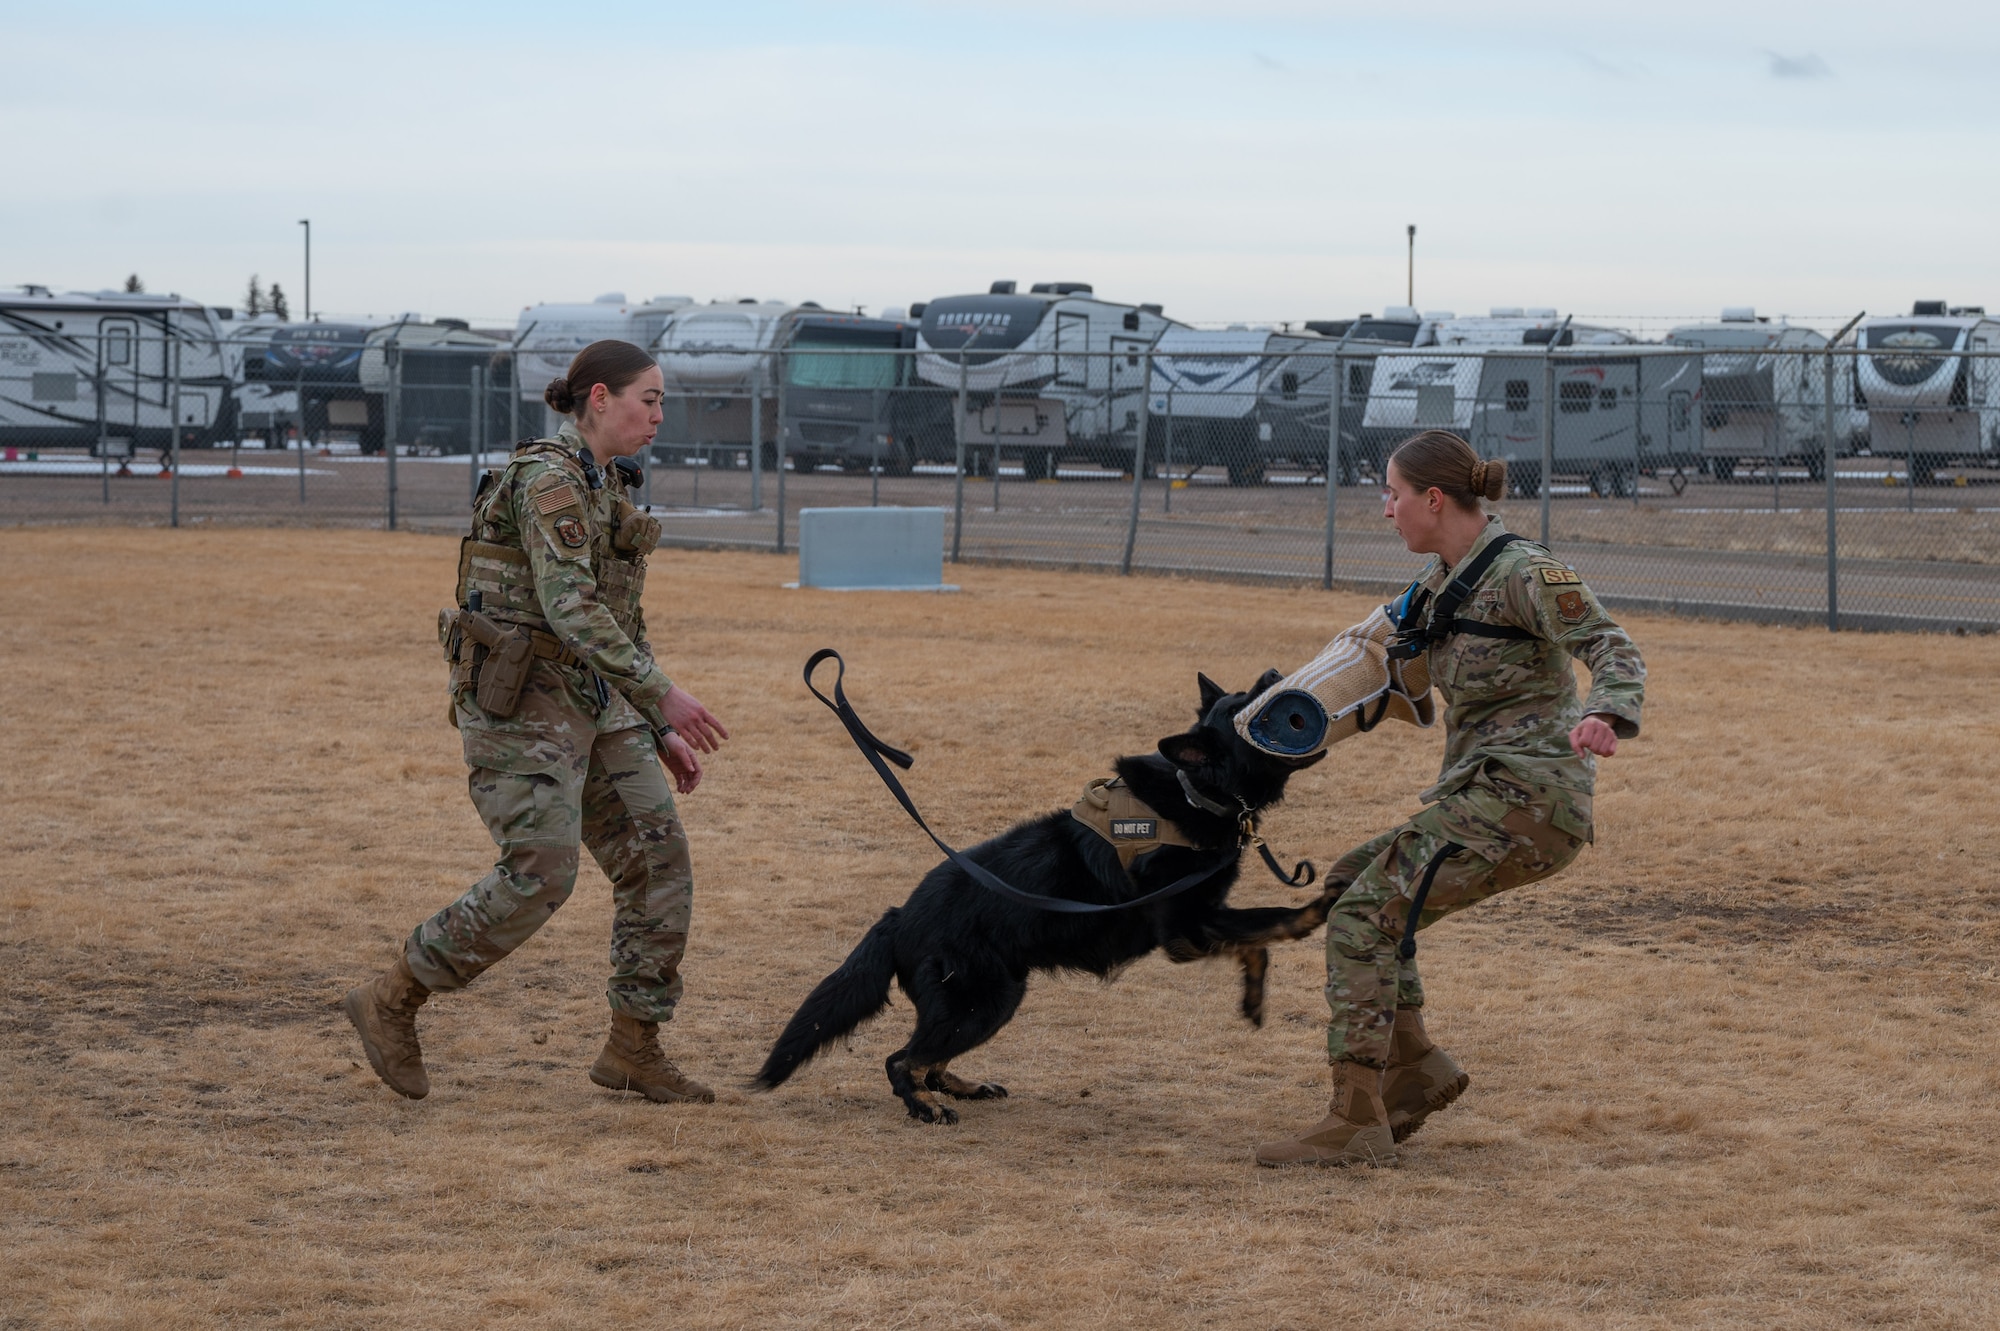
left=456, top=620, right=586, bottom=671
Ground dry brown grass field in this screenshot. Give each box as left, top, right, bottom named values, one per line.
left=3, top=529, right=1997, bottom=1330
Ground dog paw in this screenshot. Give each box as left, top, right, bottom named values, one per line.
left=904, top=1099, right=960, bottom=1125
left=964, top=1081, right=1007, bottom=1100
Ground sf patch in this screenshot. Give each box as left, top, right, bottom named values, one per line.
left=1555, top=590, right=1589, bottom=623
left=1539, top=567, right=1582, bottom=586
left=553, top=514, right=588, bottom=549
left=1109, top=818, right=1158, bottom=839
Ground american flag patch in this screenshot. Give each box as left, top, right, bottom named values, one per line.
left=534, top=484, right=581, bottom=515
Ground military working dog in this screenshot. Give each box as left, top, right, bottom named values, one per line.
left=754, top=671, right=1339, bottom=1123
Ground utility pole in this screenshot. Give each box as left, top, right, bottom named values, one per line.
left=298, top=219, right=311, bottom=321
left=1406, top=224, right=1416, bottom=306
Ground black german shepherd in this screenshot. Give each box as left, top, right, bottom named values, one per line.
left=753, top=671, right=1337, bottom=1123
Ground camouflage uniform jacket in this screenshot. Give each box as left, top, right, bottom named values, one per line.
left=460, top=422, right=672, bottom=722
left=1415, top=516, right=1645, bottom=811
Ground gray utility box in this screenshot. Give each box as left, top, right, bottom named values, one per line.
left=797, top=507, right=950, bottom=590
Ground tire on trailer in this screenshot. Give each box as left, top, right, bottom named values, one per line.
left=1507, top=461, right=1542, bottom=499
left=1021, top=449, right=1053, bottom=481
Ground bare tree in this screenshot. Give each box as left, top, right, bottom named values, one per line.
left=244, top=274, right=265, bottom=317
left=269, top=283, right=290, bottom=322
left=123, top=273, right=145, bottom=293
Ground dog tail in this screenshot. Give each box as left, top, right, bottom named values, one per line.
left=752, top=908, right=901, bottom=1091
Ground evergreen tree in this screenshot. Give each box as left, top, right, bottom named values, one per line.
left=244, top=274, right=264, bottom=317
left=123, top=273, right=145, bottom=293
left=270, top=283, right=290, bottom=321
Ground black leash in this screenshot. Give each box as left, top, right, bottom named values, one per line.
left=804, top=649, right=1306, bottom=914
left=1397, top=842, right=1465, bottom=960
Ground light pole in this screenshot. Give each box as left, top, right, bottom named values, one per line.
left=298, top=219, right=311, bottom=321
left=1406, top=224, right=1416, bottom=306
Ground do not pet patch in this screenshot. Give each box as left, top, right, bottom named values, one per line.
left=1109, top=818, right=1158, bottom=839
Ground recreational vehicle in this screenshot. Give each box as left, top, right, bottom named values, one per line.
left=253, top=321, right=384, bottom=452
left=1361, top=346, right=1704, bottom=497
left=1855, top=302, right=2000, bottom=483
left=1145, top=326, right=1272, bottom=485
left=655, top=299, right=808, bottom=453
left=359, top=320, right=516, bottom=455
left=1142, top=325, right=1369, bottom=485
left=0, top=286, right=234, bottom=454
left=1665, top=309, right=1863, bottom=480
left=776, top=311, right=948, bottom=473
left=515, top=293, right=691, bottom=434
left=915, top=281, right=1181, bottom=477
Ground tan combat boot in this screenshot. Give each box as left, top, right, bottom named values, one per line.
left=1381, top=1006, right=1469, bottom=1143
left=590, top=1011, right=715, bottom=1104
left=344, top=956, right=432, bottom=1099
left=1254, top=1060, right=1397, bottom=1167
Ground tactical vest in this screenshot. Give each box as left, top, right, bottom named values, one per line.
left=1070, top=778, right=1197, bottom=872
left=454, top=438, right=656, bottom=640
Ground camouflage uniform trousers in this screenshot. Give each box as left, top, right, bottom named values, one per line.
left=404, top=663, right=694, bottom=1023
left=1323, top=761, right=1587, bottom=1068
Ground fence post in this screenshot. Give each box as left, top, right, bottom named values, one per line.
left=774, top=353, right=788, bottom=554
left=470, top=362, right=485, bottom=503
left=750, top=358, right=764, bottom=515
left=169, top=332, right=182, bottom=528
left=96, top=336, right=109, bottom=505
left=1320, top=347, right=1336, bottom=587
left=296, top=365, right=307, bottom=503
left=1823, top=312, right=1864, bottom=631
left=1122, top=351, right=1150, bottom=576
left=385, top=339, right=400, bottom=531
left=952, top=352, right=967, bottom=563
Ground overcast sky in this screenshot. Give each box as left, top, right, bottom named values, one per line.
left=7, top=1, right=1995, bottom=328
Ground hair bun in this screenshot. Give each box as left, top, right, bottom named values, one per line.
left=543, top=377, right=577, bottom=414
left=1470, top=457, right=1506, bottom=502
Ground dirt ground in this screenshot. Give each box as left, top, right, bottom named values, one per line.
left=2, top=529, right=1996, bottom=1329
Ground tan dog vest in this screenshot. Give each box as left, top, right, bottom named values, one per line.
left=1070, top=778, right=1197, bottom=872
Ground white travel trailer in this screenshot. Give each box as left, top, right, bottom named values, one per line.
left=654, top=299, right=811, bottom=451
left=0, top=286, right=234, bottom=453
left=1855, top=302, right=2000, bottom=484
left=1431, top=308, right=1636, bottom=348
left=1146, top=326, right=1271, bottom=484
left=1665, top=309, right=1864, bottom=480
left=514, top=293, right=691, bottom=432
left=1361, top=346, right=1704, bottom=497
left=915, top=281, right=1181, bottom=475
left=1145, top=325, right=1364, bottom=485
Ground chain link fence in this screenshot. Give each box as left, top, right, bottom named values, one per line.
left=5, top=323, right=1997, bottom=632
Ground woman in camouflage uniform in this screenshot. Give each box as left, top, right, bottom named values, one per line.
left=346, top=340, right=729, bottom=1105
left=1256, top=430, right=1646, bottom=1167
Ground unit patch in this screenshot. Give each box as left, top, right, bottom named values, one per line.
left=553, top=514, right=588, bottom=549
left=1109, top=818, right=1158, bottom=839
left=1539, top=567, right=1582, bottom=585
left=1555, top=590, right=1588, bottom=623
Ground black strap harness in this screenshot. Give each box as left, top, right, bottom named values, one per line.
left=1386, top=532, right=1542, bottom=661
left=804, top=649, right=1313, bottom=914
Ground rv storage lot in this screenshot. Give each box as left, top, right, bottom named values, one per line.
left=3, top=530, right=1997, bottom=1329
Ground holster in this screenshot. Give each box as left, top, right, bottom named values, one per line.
left=442, top=607, right=535, bottom=718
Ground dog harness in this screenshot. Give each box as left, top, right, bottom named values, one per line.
left=1070, top=778, right=1198, bottom=872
